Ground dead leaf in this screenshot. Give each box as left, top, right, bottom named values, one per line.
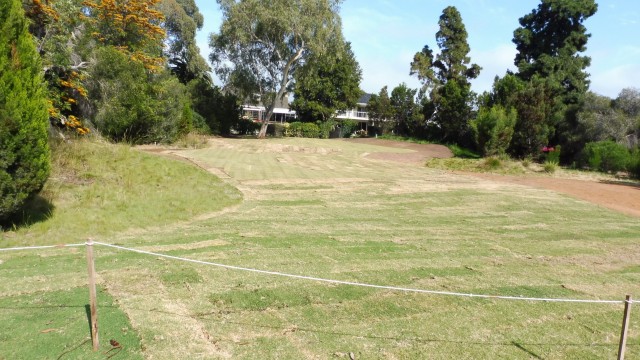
left=40, top=328, right=57, bottom=333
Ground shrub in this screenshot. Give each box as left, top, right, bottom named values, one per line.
left=581, top=141, right=630, bottom=173
left=339, top=119, right=359, bottom=138
left=471, top=105, right=517, bottom=156
left=544, top=145, right=561, bottom=164
left=267, top=123, right=286, bottom=137
left=483, top=157, right=502, bottom=170
left=301, top=122, right=320, bottom=138
left=0, top=0, right=51, bottom=221
left=629, top=149, right=640, bottom=179
left=317, top=120, right=336, bottom=139
left=543, top=160, right=558, bottom=173
left=234, top=118, right=260, bottom=135
left=285, top=122, right=303, bottom=137
left=88, top=47, right=190, bottom=144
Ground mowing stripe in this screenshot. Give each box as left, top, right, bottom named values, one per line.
left=94, top=241, right=629, bottom=305
left=0, top=243, right=85, bottom=252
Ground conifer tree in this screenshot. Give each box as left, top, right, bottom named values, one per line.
left=0, top=0, right=51, bottom=221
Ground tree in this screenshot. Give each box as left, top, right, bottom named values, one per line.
left=471, top=105, right=517, bottom=156
left=577, top=91, right=638, bottom=146
left=367, top=86, right=394, bottom=134
left=159, top=0, right=210, bottom=83
left=410, top=6, right=480, bottom=144
left=87, top=47, right=189, bottom=144
left=22, top=0, right=92, bottom=136
left=187, top=78, right=240, bottom=136
left=513, top=0, right=598, bottom=161
left=84, top=0, right=166, bottom=71
left=390, top=83, right=421, bottom=136
left=291, top=41, right=362, bottom=122
left=614, top=88, right=640, bottom=118
left=0, top=0, right=50, bottom=221
left=210, top=0, right=344, bottom=138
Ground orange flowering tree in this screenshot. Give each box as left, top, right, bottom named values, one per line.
left=22, top=0, right=91, bottom=135
left=83, top=0, right=166, bottom=72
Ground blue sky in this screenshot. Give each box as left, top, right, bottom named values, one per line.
left=194, top=0, right=640, bottom=98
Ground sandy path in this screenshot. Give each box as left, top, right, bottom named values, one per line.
left=345, top=138, right=640, bottom=218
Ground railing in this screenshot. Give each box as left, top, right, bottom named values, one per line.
left=337, top=110, right=369, bottom=119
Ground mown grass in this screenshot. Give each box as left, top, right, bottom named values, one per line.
left=1, top=137, right=639, bottom=359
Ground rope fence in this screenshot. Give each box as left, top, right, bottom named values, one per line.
left=0, top=241, right=633, bottom=304
left=0, top=241, right=636, bottom=358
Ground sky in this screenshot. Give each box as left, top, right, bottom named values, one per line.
left=193, top=0, right=640, bottom=99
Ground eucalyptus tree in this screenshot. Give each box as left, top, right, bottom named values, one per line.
left=159, top=0, right=210, bottom=83
left=210, top=0, right=344, bottom=138
left=410, top=6, right=480, bottom=144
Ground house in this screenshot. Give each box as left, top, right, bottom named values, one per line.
left=241, top=95, right=297, bottom=123
left=336, top=93, right=373, bottom=132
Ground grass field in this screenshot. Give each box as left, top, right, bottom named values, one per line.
left=1, top=137, right=639, bottom=359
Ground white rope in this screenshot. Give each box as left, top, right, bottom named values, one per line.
left=94, top=242, right=627, bottom=305
left=0, top=243, right=85, bottom=252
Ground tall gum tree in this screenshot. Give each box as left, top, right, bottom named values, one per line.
left=209, top=0, right=344, bottom=138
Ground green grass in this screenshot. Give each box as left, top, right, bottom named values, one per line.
left=0, top=285, right=143, bottom=359
left=1, top=137, right=639, bottom=359
left=0, top=139, right=242, bottom=246
left=426, top=156, right=528, bottom=175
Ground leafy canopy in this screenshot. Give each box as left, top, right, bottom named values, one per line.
left=291, top=41, right=362, bottom=122
left=410, top=6, right=480, bottom=144
left=210, top=0, right=344, bottom=137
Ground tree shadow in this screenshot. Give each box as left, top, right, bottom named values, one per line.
left=600, top=179, right=640, bottom=189
left=0, top=195, right=54, bottom=231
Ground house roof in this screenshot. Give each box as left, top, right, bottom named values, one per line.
left=357, top=93, right=373, bottom=105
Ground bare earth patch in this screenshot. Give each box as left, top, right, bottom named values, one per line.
left=344, top=138, right=640, bottom=218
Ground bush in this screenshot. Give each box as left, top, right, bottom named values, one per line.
left=544, top=145, right=561, bottom=163
left=543, top=160, right=558, bottom=173
left=267, top=123, right=286, bottom=137
left=483, top=157, right=502, bottom=170
left=471, top=105, right=517, bottom=156
left=581, top=141, right=630, bottom=173
left=283, top=122, right=320, bottom=138
left=0, top=0, right=51, bottom=221
left=339, top=119, right=359, bottom=138
left=301, top=122, right=320, bottom=138
left=234, top=118, right=260, bottom=135
left=629, top=149, right=640, bottom=179
left=88, top=47, right=190, bottom=144
left=285, top=122, right=303, bottom=137
left=317, top=120, right=335, bottom=139
left=187, top=78, right=240, bottom=136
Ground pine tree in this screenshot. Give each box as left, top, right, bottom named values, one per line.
left=513, top=0, right=598, bottom=160
left=410, top=6, right=481, bottom=144
left=0, top=0, right=51, bottom=221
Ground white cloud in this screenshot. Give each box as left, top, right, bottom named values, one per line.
left=590, top=64, right=640, bottom=98
left=469, top=43, right=517, bottom=94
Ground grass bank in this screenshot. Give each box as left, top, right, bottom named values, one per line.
left=1, top=139, right=242, bottom=246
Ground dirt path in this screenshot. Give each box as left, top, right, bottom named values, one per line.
left=345, top=138, right=640, bottom=218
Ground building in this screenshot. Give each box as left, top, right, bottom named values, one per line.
left=336, top=93, right=373, bottom=132
left=241, top=95, right=296, bottom=123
